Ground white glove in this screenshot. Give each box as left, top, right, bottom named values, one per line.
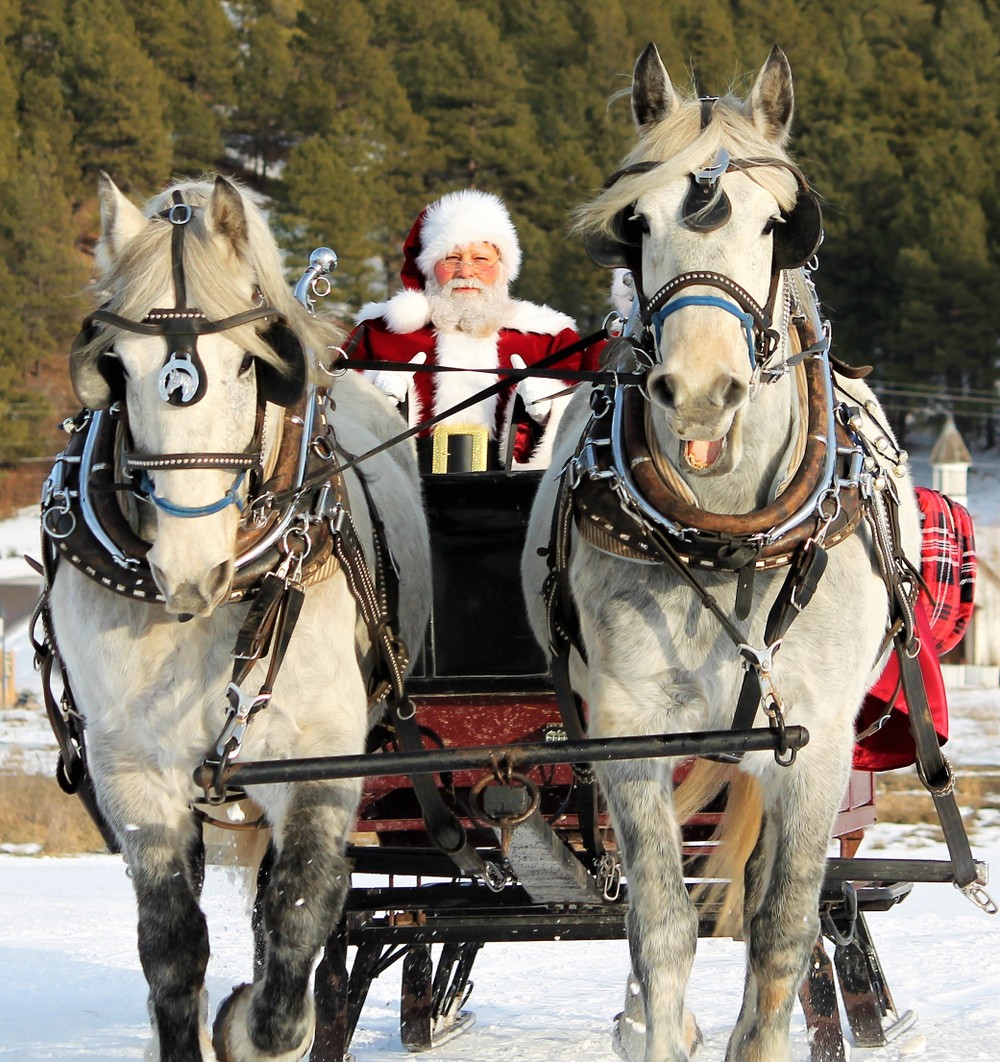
left=364, top=352, right=426, bottom=406
left=511, top=354, right=555, bottom=423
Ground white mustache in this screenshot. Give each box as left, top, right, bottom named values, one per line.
left=443, top=275, right=487, bottom=293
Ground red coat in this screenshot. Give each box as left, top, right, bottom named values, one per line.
left=350, top=289, right=601, bottom=465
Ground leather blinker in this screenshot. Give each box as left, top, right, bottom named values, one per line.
left=69, top=319, right=123, bottom=410
left=773, top=187, right=823, bottom=271
left=256, top=319, right=308, bottom=407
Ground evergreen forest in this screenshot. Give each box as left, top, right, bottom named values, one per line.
left=1, top=0, right=998, bottom=462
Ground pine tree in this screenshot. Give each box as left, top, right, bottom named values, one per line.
left=496, top=0, right=638, bottom=322
left=0, top=3, right=18, bottom=185
left=61, top=0, right=172, bottom=191
left=276, top=0, right=430, bottom=304
left=229, top=10, right=296, bottom=181
left=125, top=0, right=239, bottom=173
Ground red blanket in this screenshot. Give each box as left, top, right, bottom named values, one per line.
left=853, top=602, right=948, bottom=771
left=853, top=487, right=975, bottom=771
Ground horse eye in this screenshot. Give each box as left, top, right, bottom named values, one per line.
left=239, top=354, right=254, bottom=376
left=763, top=217, right=783, bottom=236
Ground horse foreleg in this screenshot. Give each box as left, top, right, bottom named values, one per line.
left=214, top=780, right=357, bottom=1062
left=726, top=761, right=846, bottom=1062
left=122, top=818, right=212, bottom=1062
left=601, top=759, right=698, bottom=1062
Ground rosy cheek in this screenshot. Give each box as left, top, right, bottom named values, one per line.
left=432, top=262, right=452, bottom=286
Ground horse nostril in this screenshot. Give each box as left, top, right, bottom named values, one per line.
left=647, top=369, right=676, bottom=409
left=719, top=374, right=749, bottom=410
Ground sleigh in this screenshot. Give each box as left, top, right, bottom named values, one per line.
left=206, top=466, right=983, bottom=1062
left=36, top=128, right=994, bottom=1058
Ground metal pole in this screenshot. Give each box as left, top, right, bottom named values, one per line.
left=194, top=725, right=809, bottom=791
left=0, top=604, right=6, bottom=709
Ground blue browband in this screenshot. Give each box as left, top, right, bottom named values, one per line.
left=650, top=294, right=758, bottom=371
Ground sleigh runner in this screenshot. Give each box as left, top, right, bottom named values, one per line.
left=31, top=44, right=996, bottom=1062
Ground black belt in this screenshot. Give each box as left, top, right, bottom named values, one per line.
left=417, top=431, right=500, bottom=474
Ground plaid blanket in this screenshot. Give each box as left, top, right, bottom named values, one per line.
left=915, top=486, right=977, bottom=655
left=853, top=487, right=976, bottom=772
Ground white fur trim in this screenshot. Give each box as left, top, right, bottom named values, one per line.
left=433, top=331, right=500, bottom=431
left=504, top=299, right=576, bottom=335
left=416, top=190, right=522, bottom=282
left=356, top=290, right=431, bottom=333
left=513, top=391, right=574, bottom=469
left=358, top=293, right=573, bottom=338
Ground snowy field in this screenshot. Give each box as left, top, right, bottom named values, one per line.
left=0, top=825, right=998, bottom=1061
left=2, top=448, right=1000, bottom=1060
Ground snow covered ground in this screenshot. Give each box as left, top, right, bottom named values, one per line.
left=0, top=825, right=998, bottom=1061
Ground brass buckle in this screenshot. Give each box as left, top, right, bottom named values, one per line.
left=430, top=423, right=490, bottom=474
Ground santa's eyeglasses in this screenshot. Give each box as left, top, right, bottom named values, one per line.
left=438, top=253, right=500, bottom=274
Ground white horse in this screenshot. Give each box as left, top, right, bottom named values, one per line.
left=45, top=175, right=430, bottom=1061
left=522, top=45, right=920, bottom=1061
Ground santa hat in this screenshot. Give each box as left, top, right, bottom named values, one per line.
left=400, top=189, right=522, bottom=291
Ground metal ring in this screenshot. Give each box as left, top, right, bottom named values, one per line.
left=320, top=347, right=349, bottom=378
left=280, top=524, right=313, bottom=558
left=469, top=771, right=541, bottom=829
left=43, top=506, right=76, bottom=539
left=168, top=203, right=193, bottom=225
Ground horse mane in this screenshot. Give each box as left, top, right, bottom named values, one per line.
left=572, top=92, right=801, bottom=240
left=80, top=175, right=342, bottom=380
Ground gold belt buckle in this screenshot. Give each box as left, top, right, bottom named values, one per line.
left=431, top=423, right=491, bottom=474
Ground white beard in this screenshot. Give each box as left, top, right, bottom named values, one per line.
left=427, top=276, right=512, bottom=337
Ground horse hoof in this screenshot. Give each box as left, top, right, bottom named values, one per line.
left=213, top=983, right=313, bottom=1062
left=612, top=1008, right=703, bottom=1060
left=611, top=1009, right=644, bottom=1061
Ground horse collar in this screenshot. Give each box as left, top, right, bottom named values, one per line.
left=568, top=323, right=864, bottom=573
left=40, top=392, right=344, bottom=604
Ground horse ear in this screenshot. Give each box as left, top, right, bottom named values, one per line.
left=255, top=321, right=309, bottom=407
left=749, top=45, right=794, bottom=144
left=207, top=176, right=249, bottom=252
left=632, top=43, right=678, bottom=131
left=97, top=172, right=147, bottom=270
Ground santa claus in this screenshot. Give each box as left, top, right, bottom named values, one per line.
left=351, top=189, right=599, bottom=471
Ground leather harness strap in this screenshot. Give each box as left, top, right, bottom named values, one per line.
left=542, top=470, right=606, bottom=866
left=332, top=451, right=502, bottom=886
left=866, top=476, right=989, bottom=899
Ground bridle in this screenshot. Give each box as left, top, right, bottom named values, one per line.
left=72, top=191, right=297, bottom=518
left=587, top=100, right=824, bottom=386
left=641, top=266, right=780, bottom=376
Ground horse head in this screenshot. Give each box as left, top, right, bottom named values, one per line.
left=580, top=45, right=822, bottom=498
left=70, top=174, right=325, bottom=617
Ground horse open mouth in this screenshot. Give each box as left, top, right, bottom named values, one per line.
left=680, top=436, right=728, bottom=474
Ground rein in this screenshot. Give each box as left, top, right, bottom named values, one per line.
left=323, top=325, right=622, bottom=476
